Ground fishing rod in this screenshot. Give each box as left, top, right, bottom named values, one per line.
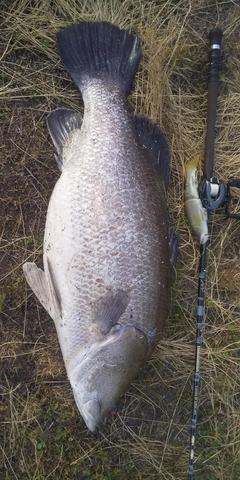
left=186, top=28, right=240, bottom=480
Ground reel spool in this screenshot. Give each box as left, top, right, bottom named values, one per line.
left=199, top=176, right=240, bottom=219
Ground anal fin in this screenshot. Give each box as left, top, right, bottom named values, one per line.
left=47, top=108, right=82, bottom=171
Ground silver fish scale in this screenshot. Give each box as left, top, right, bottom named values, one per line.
left=44, top=83, right=169, bottom=365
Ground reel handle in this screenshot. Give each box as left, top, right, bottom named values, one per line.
left=204, top=29, right=223, bottom=180
left=228, top=179, right=240, bottom=188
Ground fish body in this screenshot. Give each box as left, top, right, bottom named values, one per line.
left=23, top=22, right=178, bottom=432
left=185, top=154, right=209, bottom=244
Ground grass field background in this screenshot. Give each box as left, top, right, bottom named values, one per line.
left=1, top=1, right=240, bottom=479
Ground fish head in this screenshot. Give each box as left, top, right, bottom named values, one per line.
left=68, top=325, right=148, bottom=432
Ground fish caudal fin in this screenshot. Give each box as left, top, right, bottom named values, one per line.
left=133, top=114, right=170, bottom=188
left=47, top=109, right=82, bottom=170
left=56, top=21, right=142, bottom=95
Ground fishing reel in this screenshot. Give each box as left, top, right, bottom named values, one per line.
left=199, top=177, right=240, bottom=219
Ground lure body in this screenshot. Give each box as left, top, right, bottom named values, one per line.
left=185, top=155, right=209, bottom=244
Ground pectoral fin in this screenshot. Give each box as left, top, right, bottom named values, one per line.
left=93, top=290, right=131, bottom=334
left=23, top=262, right=57, bottom=321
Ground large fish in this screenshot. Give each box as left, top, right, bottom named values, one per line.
left=23, top=21, right=178, bottom=432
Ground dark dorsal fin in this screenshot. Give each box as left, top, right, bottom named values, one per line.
left=133, top=114, right=169, bottom=188
left=168, top=221, right=179, bottom=277
left=133, top=114, right=178, bottom=273
left=47, top=108, right=82, bottom=171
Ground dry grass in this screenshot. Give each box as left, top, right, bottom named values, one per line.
left=1, top=1, right=240, bottom=479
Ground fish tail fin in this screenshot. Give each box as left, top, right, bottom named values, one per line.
left=56, top=21, right=141, bottom=96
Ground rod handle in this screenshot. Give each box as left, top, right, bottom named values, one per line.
left=209, top=28, right=223, bottom=47
left=204, top=29, right=223, bottom=179
left=208, top=29, right=223, bottom=83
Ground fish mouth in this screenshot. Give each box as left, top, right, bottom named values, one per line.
left=68, top=324, right=149, bottom=432
left=72, top=391, right=102, bottom=433
left=67, top=325, right=125, bottom=432
left=72, top=373, right=118, bottom=433
left=72, top=362, right=119, bottom=433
